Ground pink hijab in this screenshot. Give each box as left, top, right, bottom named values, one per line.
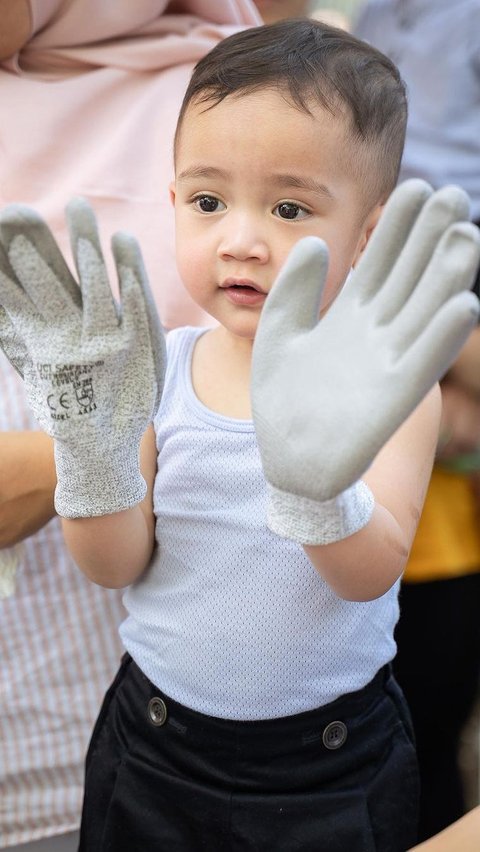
left=0, top=0, right=262, bottom=327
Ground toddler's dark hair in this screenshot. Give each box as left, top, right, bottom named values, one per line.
left=174, top=18, right=407, bottom=207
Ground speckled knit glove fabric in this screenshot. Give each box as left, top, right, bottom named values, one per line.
left=252, top=180, right=480, bottom=545
left=0, top=199, right=166, bottom=518
left=0, top=305, right=28, bottom=377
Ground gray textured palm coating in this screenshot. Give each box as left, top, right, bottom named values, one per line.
left=0, top=199, right=166, bottom=518
left=252, top=180, right=480, bottom=542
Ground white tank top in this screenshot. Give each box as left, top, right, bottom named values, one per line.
left=120, top=327, right=399, bottom=720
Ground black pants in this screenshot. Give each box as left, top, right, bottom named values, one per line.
left=394, top=573, right=480, bottom=842
left=79, top=655, right=419, bottom=851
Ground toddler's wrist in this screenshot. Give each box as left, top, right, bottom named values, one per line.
left=53, top=439, right=145, bottom=518
left=266, top=480, right=375, bottom=545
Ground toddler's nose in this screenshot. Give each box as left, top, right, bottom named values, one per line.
left=217, top=216, right=269, bottom=263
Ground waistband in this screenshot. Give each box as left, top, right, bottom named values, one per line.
left=121, top=655, right=394, bottom=753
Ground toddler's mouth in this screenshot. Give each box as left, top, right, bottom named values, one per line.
left=221, top=278, right=266, bottom=294
left=220, top=278, right=267, bottom=305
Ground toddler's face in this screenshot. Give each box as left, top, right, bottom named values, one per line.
left=171, top=89, right=381, bottom=344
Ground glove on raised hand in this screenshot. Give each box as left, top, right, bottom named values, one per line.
left=252, top=179, right=480, bottom=545
left=0, top=199, right=166, bottom=518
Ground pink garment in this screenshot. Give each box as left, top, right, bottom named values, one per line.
left=0, top=0, right=261, bottom=328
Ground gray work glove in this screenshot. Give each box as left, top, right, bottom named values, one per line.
left=0, top=305, right=28, bottom=376
left=0, top=199, right=166, bottom=518
left=252, top=179, right=480, bottom=545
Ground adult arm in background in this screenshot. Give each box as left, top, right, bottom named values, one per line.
left=447, top=325, right=480, bottom=397
left=0, top=431, right=56, bottom=547
left=438, top=373, right=480, bottom=462
left=438, top=327, right=480, bottom=515
left=0, top=0, right=30, bottom=60
left=408, top=805, right=480, bottom=852
left=438, top=326, right=480, bottom=461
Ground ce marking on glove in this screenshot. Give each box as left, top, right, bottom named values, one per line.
left=47, top=392, right=70, bottom=421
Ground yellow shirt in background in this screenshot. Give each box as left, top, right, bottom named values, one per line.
left=405, top=466, right=480, bottom=583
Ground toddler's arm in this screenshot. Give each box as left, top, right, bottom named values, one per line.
left=252, top=180, right=480, bottom=600
left=304, top=385, right=440, bottom=599
left=61, top=425, right=157, bottom=587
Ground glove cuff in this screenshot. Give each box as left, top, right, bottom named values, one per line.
left=267, top=480, right=375, bottom=545
left=54, top=441, right=147, bottom=518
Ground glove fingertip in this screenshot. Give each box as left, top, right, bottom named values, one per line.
left=0, top=203, right=44, bottom=231
left=66, top=197, right=104, bottom=267
left=111, top=230, right=145, bottom=270
left=262, top=236, right=329, bottom=330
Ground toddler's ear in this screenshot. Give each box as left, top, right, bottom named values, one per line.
left=169, top=182, right=176, bottom=207
left=352, top=202, right=384, bottom=267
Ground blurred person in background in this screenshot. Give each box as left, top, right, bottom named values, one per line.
left=354, top=0, right=480, bottom=842
left=0, top=1, right=261, bottom=850
left=254, top=0, right=312, bottom=20
left=254, top=0, right=349, bottom=27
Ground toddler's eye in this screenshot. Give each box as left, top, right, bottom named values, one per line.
left=194, top=195, right=225, bottom=213
left=275, top=202, right=308, bottom=221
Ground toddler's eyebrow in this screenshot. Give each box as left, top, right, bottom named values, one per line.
left=177, top=165, right=333, bottom=200
left=271, top=173, right=333, bottom=199
left=177, top=165, right=226, bottom=181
